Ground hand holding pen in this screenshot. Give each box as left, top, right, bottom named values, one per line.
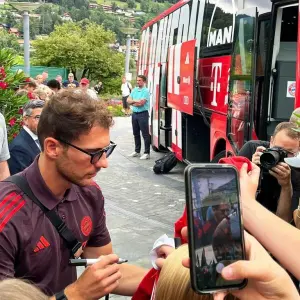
left=64, top=254, right=122, bottom=300
left=69, top=258, right=128, bottom=266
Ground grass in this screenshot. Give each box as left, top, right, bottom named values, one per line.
left=96, top=0, right=141, bottom=11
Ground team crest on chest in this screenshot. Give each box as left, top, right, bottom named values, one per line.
left=81, top=216, right=92, bottom=236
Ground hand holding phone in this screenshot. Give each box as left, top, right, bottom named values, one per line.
left=185, top=164, right=247, bottom=294
left=213, top=232, right=299, bottom=300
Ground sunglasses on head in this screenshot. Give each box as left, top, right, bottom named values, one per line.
left=57, top=138, right=116, bottom=164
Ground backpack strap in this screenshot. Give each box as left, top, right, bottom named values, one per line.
left=4, top=175, right=82, bottom=258
left=127, top=82, right=132, bottom=93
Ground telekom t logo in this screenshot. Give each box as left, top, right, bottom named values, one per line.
left=210, top=63, right=222, bottom=107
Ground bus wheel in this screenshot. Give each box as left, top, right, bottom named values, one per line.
left=211, top=150, right=226, bottom=163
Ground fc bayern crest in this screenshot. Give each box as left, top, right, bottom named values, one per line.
left=81, top=216, right=92, bottom=236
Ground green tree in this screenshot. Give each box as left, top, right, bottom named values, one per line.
left=32, top=22, right=125, bottom=93
left=40, top=13, right=53, bottom=34
left=0, top=30, right=21, bottom=54
left=140, top=0, right=150, bottom=12
left=111, top=2, right=118, bottom=12
left=150, top=2, right=160, bottom=14
left=127, top=0, right=136, bottom=9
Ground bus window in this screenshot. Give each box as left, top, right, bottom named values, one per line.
left=201, top=0, right=238, bottom=57
left=253, top=16, right=271, bottom=136
left=244, top=1, right=271, bottom=15
left=270, top=5, right=298, bottom=126
left=227, top=8, right=257, bottom=151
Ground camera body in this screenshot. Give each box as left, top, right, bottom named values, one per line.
left=260, top=147, right=288, bottom=170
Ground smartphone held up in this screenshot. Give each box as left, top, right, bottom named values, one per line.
left=185, top=164, right=247, bottom=294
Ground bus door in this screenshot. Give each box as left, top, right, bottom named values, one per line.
left=227, top=7, right=258, bottom=153
left=151, top=63, right=161, bottom=150
left=167, top=39, right=196, bottom=160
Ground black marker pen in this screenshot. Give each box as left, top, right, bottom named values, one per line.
left=69, top=258, right=128, bottom=266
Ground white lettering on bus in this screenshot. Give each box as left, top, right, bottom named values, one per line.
left=149, top=23, right=158, bottom=65
left=155, top=18, right=165, bottom=64
left=169, top=9, right=180, bottom=49
left=177, top=4, right=190, bottom=43
left=183, top=76, right=190, bottom=84
left=138, top=0, right=204, bottom=111
left=168, top=44, right=181, bottom=95
left=210, top=63, right=222, bottom=107
left=224, top=68, right=230, bottom=105
left=208, top=26, right=233, bottom=47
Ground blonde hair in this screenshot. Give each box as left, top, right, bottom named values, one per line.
left=290, top=108, right=300, bottom=124
left=34, top=86, right=53, bottom=101
left=0, top=279, right=48, bottom=300
left=155, top=245, right=236, bottom=300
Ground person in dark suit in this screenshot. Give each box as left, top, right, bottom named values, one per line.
left=8, top=100, right=45, bottom=175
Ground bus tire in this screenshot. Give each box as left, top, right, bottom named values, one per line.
left=211, top=150, right=226, bottom=163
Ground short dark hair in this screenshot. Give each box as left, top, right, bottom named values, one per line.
left=137, top=75, right=147, bottom=82
left=273, top=121, right=300, bottom=140
left=26, top=81, right=37, bottom=88
left=202, top=193, right=228, bottom=207
left=23, top=100, right=45, bottom=117
left=47, top=79, right=61, bottom=90
left=37, top=90, right=114, bottom=151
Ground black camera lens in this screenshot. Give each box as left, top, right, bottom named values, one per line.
left=260, top=151, right=280, bottom=170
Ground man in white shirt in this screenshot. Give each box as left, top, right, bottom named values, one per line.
left=0, top=113, right=10, bottom=180
left=8, top=100, right=44, bottom=175
left=121, top=76, right=132, bottom=116
left=79, top=78, right=99, bottom=100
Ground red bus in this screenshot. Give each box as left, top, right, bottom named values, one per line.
left=138, top=0, right=300, bottom=163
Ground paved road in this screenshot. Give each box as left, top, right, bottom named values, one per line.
left=79, top=116, right=186, bottom=299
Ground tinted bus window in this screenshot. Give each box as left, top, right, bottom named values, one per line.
left=201, top=0, right=238, bottom=57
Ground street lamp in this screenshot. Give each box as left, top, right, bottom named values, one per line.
left=120, top=27, right=138, bottom=79
left=8, top=1, right=43, bottom=76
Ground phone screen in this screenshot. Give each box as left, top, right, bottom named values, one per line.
left=188, top=166, right=246, bottom=292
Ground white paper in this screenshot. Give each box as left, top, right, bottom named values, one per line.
left=149, top=234, right=175, bottom=270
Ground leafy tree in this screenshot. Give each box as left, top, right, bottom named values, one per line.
left=150, top=2, right=160, bottom=14
left=2, top=11, right=16, bottom=27
left=32, top=22, right=125, bottom=93
left=127, top=0, right=136, bottom=9
left=140, top=0, right=150, bottom=12
left=40, top=13, right=53, bottom=34
left=111, top=2, right=118, bottom=12
left=90, top=10, right=106, bottom=24
left=0, top=30, right=21, bottom=54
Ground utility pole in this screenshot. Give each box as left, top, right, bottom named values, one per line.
left=125, top=34, right=131, bottom=75
left=9, top=2, right=42, bottom=76
left=23, top=11, right=30, bottom=76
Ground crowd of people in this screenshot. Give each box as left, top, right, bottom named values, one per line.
left=15, top=71, right=102, bottom=102
left=0, top=74, right=300, bottom=300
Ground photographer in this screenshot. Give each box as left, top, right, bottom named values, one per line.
left=238, top=122, right=299, bottom=222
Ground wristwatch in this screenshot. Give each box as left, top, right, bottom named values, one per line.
left=55, top=291, right=68, bottom=300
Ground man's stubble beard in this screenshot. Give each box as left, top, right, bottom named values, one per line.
left=55, top=157, right=87, bottom=187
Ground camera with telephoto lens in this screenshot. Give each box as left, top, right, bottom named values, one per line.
left=260, top=147, right=288, bottom=170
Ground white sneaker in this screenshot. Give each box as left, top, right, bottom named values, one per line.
left=140, top=153, right=150, bottom=160
left=128, top=152, right=140, bottom=157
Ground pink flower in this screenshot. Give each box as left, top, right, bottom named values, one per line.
left=9, top=117, right=16, bottom=127
left=18, top=107, right=23, bottom=115
left=0, top=67, right=6, bottom=80
left=13, top=133, right=18, bottom=138
left=0, top=81, right=8, bottom=89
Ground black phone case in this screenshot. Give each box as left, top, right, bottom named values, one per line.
left=184, top=163, right=248, bottom=294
